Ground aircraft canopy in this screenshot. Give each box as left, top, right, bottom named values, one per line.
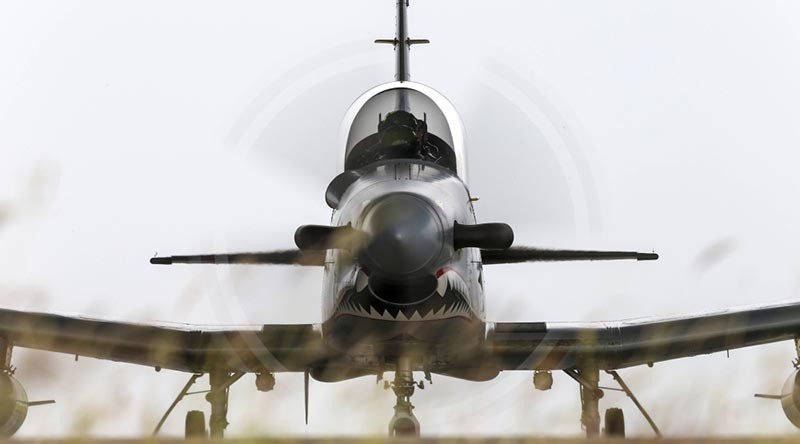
left=344, top=87, right=459, bottom=175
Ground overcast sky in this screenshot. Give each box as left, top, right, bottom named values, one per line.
left=2, top=0, right=800, bottom=438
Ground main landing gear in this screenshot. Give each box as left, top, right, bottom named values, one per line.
left=153, top=370, right=251, bottom=439
left=560, top=366, right=661, bottom=438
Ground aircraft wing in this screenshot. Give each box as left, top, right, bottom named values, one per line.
left=0, top=307, right=329, bottom=373
left=487, top=300, right=800, bottom=371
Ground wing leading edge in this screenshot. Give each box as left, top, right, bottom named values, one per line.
left=0, top=308, right=329, bottom=373
left=488, top=300, right=800, bottom=371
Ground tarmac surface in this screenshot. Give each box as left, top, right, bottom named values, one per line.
left=5, top=438, right=800, bottom=444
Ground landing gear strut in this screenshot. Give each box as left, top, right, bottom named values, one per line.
left=578, top=366, right=601, bottom=437
left=206, top=370, right=246, bottom=438
left=388, top=357, right=421, bottom=437
left=564, top=366, right=602, bottom=437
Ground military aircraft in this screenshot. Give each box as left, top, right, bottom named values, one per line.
left=2, top=0, right=800, bottom=439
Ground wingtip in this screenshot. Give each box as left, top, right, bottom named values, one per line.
left=638, top=252, right=659, bottom=261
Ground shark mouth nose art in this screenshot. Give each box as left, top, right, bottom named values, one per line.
left=335, top=268, right=471, bottom=321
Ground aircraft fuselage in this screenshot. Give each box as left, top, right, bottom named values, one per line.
left=321, top=160, right=486, bottom=361
left=313, top=81, right=492, bottom=378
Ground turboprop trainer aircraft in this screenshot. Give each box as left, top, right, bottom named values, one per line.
left=4, top=1, right=800, bottom=439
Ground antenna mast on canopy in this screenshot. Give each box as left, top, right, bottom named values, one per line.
left=375, top=0, right=429, bottom=82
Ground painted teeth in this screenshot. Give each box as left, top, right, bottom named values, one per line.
left=436, top=275, right=448, bottom=296
left=338, top=301, right=471, bottom=320
left=356, top=271, right=369, bottom=292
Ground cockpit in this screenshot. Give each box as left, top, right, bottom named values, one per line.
left=343, top=85, right=466, bottom=178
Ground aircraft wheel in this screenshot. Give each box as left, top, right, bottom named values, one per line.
left=389, top=416, right=420, bottom=437
left=185, top=410, right=207, bottom=438
left=604, top=407, right=625, bottom=438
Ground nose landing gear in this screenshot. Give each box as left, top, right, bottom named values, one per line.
left=386, top=356, right=424, bottom=437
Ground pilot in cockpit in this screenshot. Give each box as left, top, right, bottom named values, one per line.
left=374, top=110, right=441, bottom=163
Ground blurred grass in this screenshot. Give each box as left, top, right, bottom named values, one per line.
left=3, top=437, right=800, bottom=444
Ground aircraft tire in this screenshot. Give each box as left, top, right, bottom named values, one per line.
left=604, top=407, right=625, bottom=438
left=185, top=410, right=207, bottom=438
left=390, top=417, right=420, bottom=437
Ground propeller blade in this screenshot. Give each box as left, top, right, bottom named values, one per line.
left=295, top=224, right=367, bottom=251
left=150, top=249, right=325, bottom=266
left=481, top=247, right=658, bottom=264
left=453, top=221, right=514, bottom=250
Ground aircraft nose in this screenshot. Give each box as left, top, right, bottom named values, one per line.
left=360, top=193, right=444, bottom=278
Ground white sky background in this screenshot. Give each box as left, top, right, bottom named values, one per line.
left=1, top=0, right=800, bottom=438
